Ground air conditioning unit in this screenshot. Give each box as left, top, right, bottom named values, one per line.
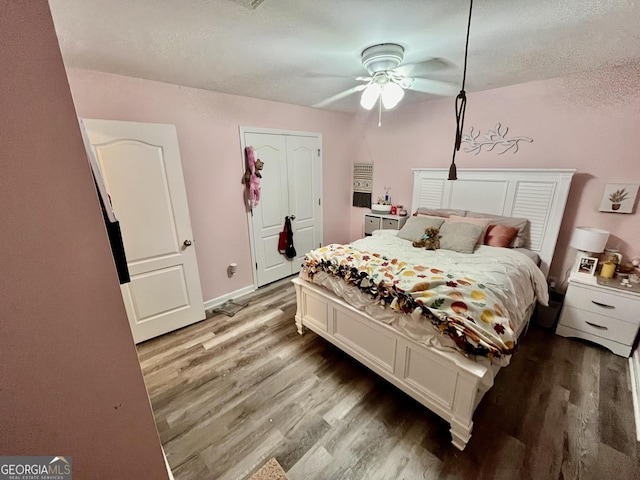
left=230, top=0, right=266, bottom=9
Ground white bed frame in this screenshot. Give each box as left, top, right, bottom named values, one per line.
left=293, top=168, right=575, bottom=450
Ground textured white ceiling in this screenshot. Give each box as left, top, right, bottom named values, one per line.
left=49, top=0, right=640, bottom=112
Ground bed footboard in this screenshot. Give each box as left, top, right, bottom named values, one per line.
left=292, top=277, right=491, bottom=450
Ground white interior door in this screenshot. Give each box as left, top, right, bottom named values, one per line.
left=83, top=119, right=205, bottom=343
left=242, top=130, right=322, bottom=287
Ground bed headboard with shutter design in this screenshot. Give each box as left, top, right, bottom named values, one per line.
left=411, top=168, right=576, bottom=276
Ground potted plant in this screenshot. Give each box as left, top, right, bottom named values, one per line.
left=609, top=188, right=630, bottom=210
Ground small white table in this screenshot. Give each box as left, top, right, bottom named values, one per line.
left=556, top=272, right=640, bottom=357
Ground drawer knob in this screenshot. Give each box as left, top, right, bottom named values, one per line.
left=585, top=321, right=608, bottom=330
left=591, top=300, right=614, bottom=309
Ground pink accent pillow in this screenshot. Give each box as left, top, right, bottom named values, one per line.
left=485, top=224, right=519, bottom=247
left=448, top=215, right=492, bottom=246
left=466, top=211, right=530, bottom=248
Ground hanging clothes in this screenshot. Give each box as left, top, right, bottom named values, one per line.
left=278, top=216, right=296, bottom=259
left=278, top=217, right=288, bottom=254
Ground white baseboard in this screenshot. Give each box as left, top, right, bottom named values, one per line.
left=203, top=285, right=255, bottom=311
left=162, top=446, right=175, bottom=480
left=629, top=347, right=640, bottom=442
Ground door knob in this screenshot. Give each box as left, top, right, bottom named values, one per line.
left=183, top=239, right=192, bottom=247
left=290, top=215, right=296, bottom=220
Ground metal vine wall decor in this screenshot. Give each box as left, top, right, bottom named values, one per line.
left=461, top=123, right=533, bottom=155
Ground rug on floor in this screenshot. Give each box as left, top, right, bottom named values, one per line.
left=248, top=457, right=288, bottom=480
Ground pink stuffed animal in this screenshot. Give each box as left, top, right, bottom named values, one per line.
left=244, top=146, right=261, bottom=207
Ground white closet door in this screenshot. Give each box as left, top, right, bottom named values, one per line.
left=243, top=129, right=322, bottom=287
left=286, top=135, right=322, bottom=274
left=245, top=133, right=293, bottom=286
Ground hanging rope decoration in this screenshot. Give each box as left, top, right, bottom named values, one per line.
left=449, top=0, right=474, bottom=181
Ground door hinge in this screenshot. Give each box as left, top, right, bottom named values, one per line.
left=255, top=262, right=258, bottom=270
left=317, top=149, right=320, bottom=157
left=318, top=198, right=321, bottom=206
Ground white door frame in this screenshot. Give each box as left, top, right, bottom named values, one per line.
left=239, top=126, right=323, bottom=290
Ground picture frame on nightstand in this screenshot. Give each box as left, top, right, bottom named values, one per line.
left=577, top=255, right=598, bottom=276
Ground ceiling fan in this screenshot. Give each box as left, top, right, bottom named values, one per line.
left=313, top=43, right=458, bottom=110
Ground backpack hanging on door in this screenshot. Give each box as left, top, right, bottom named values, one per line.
left=278, top=217, right=288, bottom=254
left=285, top=216, right=296, bottom=259
left=278, top=216, right=296, bottom=259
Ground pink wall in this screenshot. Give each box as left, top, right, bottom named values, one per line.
left=66, top=69, right=360, bottom=302
left=0, top=2, right=168, bottom=478
left=67, top=64, right=639, bottom=294
left=352, top=67, right=640, bottom=282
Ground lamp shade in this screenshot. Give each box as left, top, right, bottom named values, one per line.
left=569, top=227, right=610, bottom=253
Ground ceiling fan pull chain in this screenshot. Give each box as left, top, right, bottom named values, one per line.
left=378, top=95, right=383, bottom=127
left=449, top=0, right=473, bottom=181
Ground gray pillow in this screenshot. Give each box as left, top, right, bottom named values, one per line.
left=414, top=207, right=467, bottom=218
left=466, top=211, right=530, bottom=248
left=397, top=216, right=445, bottom=242
left=439, top=221, right=484, bottom=254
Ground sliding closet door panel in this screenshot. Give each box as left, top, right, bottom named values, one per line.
left=286, top=135, right=322, bottom=273
left=245, top=133, right=292, bottom=286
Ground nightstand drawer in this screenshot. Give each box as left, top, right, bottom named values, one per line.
left=564, top=282, right=639, bottom=322
left=382, top=218, right=400, bottom=229
left=364, top=215, right=381, bottom=235
left=558, top=306, right=639, bottom=345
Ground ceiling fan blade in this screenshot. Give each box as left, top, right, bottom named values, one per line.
left=407, top=78, right=459, bottom=96
left=392, top=58, right=453, bottom=77
left=312, top=84, right=367, bottom=108
left=303, top=72, right=356, bottom=79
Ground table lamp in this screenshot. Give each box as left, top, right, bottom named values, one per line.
left=569, top=226, right=610, bottom=274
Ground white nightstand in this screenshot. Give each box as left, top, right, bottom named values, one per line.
left=364, top=213, right=407, bottom=236
left=556, top=273, right=640, bottom=357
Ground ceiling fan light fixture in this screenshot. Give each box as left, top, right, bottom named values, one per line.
left=381, top=82, right=404, bottom=109
left=360, top=83, right=382, bottom=110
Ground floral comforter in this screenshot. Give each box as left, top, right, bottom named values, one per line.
left=302, top=233, right=548, bottom=360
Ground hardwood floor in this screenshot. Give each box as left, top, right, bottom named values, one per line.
left=137, top=277, right=640, bottom=480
